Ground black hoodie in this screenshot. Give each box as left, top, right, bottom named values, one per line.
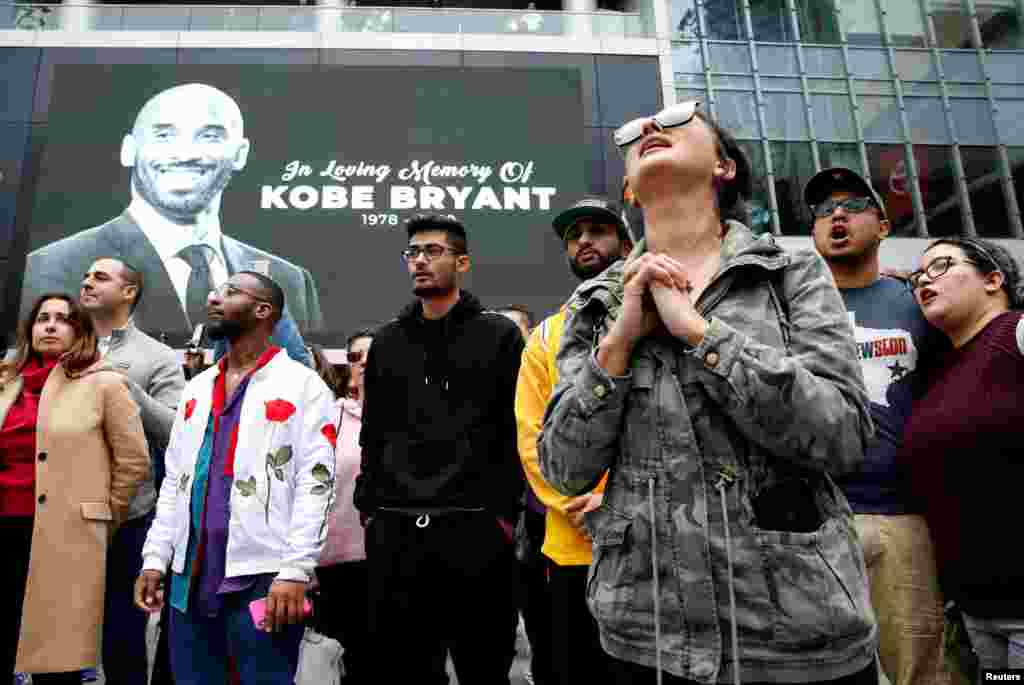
left=354, top=291, right=525, bottom=521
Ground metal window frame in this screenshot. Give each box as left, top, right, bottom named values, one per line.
left=669, top=0, right=1024, bottom=238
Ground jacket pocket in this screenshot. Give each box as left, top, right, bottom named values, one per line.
left=757, top=518, right=874, bottom=649
left=586, top=508, right=636, bottom=624
left=81, top=501, right=113, bottom=521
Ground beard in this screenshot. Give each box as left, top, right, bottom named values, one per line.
left=133, top=160, right=235, bottom=221
left=411, top=269, right=457, bottom=298
left=206, top=317, right=246, bottom=341
left=568, top=252, right=619, bottom=281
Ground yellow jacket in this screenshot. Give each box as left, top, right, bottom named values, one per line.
left=515, top=308, right=605, bottom=566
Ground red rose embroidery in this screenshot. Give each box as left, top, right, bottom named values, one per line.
left=265, top=399, right=297, bottom=423
left=184, top=399, right=197, bottom=420
left=321, top=423, right=338, bottom=450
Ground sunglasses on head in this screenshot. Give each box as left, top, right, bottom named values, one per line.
left=346, top=350, right=365, bottom=364
left=614, top=100, right=702, bottom=149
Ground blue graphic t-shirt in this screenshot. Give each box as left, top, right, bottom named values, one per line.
left=838, top=276, right=945, bottom=514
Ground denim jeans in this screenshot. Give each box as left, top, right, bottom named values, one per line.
left=962, top=613, right=1024, bottom=670
left=169, top=575, right=305, bottom=685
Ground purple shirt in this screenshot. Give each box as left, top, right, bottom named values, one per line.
left=193, top=374, right=269, bottom=617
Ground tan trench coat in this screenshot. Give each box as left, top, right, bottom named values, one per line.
left=6, top=364, right=150, bottom=673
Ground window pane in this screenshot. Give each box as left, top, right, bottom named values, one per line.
left=803, top=46, right=845, bottom=77
left=758, top=45, right=798, bottom=75
left=847, top=48, right=891, bottom=78
left=940, top=51, right=983, bottom=81
left=813, top=94, right=857, bottom=141
left=961, top=146, right=1012, bottom=238
left=952, top=100, right=997, bottom=145
left=675, top=88, right=706, bottom=103
left=885, top=3, right=927, bottom=47
left=738, top=140, right=774, bottom=235
left=925, top=1, right=972, bottom=48
left=672, top=42, right=704, bottom=74
left=860, top=96, right=904, bottom=142
left=708, top=42, right=751, bottom=73
left=996, top=100, right=1024, bottom=146
left=715, top=75, right=755, bottom=88
left=946, top=83, right=986, bottom=97
left=820, top=142, right=864, bottom=172
left=855, top=80, right=896, bottom=95
left=809, top=78, right=848, bottom=93
left=760, top=76, right=802, bottom=91
left=841, top=0, right=884, bottom=45
left=915, top=145, right=962, bottom=235
left=866, top=144, right=919, bottom=235
left=749, top=0, right=794, bottom=42
left=716, top=91, right=760, bottom=139
left=903, top=82, right=941, bottom=96
left=765, top=93, right=809, bottom=140
left=987, top=53, right=1024, bottom=83
left=702, top=1, right=746, bottom=40
left=795, top=0, right=841, bottom=44
left=905, top=97, right=950, bottom=144
left=893, top=50, right=936, bottom=81
left=672, top=0, right=700, bottom=39
left=771, top=142, right=817, bottom=235
left=977, top=4, right=1024, bottom=49
left=993, top=84, right=1024, bottom=98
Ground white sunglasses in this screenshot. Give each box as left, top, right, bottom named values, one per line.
left=613, top=100, right=702, bottom=148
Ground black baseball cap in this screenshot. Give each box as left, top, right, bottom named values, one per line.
left=803, top=167, right=887, bottom=220
left=552, top=196, right=627, bottom=241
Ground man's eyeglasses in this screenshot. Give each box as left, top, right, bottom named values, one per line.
left=400, top=244, right=461, bottom=262
left=811, top=196, right=876, bottom=219
left=346, top=350, right=365, bottom=365
left=907, top=256, right=977, bottom=291
left=613, top=100, right=701, bottom=149
left=210, top=282, right=271, bottom=304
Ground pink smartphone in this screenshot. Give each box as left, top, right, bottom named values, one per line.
left=248, top=597, right=313, bottom=627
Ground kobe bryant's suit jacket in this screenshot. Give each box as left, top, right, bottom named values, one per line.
left=20, top=212, right=324, bottom=344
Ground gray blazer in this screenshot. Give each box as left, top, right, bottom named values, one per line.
left=103, top=321, right=185, bottom=520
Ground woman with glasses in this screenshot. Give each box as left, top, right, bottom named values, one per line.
left=900, top=237, right=1024, bottom=673
left=315, top=328, right=375, bottom=685
left=539, top=100, right=877, bottom=684
left=1, top=294, right=148, bottom=685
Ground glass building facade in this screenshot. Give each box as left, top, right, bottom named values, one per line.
left=669, top=0, right=1024, bottom=239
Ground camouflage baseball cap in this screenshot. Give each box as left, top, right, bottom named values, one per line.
left=803, top=167, right=887, bottom=220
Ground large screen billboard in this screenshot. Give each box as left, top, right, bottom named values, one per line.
left=11, top=62, right=597, bottom=345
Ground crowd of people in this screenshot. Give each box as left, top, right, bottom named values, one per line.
left=3, top=99, right=1023, bottom=685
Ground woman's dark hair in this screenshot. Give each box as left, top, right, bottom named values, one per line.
left=928, top=237, right=1024, bottom=308
left=694, top=110, right=753, bottom=226
left=345, top=327, right=376, bottom=351
left=308, top=343, right=346, bottom=399
left=0, top=293, right=99, bottom=381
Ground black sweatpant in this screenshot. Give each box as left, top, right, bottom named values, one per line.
left=365, top=510, right=518, bottom=683
left=518, top=508, right=554, bottom=685
left=547, top=562, right=616, bottom=685
left=315, top=561, right=372, bottom=685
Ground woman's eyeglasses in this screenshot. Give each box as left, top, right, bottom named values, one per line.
left=613, top=100, right=701, bottom=149
left=907, top=256, right=976, bottom=291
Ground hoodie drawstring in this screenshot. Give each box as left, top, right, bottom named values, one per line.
left=714, top=466, right=741, bottom=685
left=648, top=477, right=663, bottom=685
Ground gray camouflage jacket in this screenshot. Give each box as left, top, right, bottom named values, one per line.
left=539, top=222, right=877, bottom=684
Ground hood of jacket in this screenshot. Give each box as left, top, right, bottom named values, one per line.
left=396, top=289, right=485, bottom=327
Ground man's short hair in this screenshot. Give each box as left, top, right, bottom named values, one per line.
left=497, top=304, right=534, bottom=329
left=405, top=214, right=469, bottom=255
left=117, top=259, right=145, bottom=314
left=238, top=270, right=284, bottom=324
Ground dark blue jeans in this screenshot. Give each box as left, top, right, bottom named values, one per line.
left=169, top=575, right=304, bottom=685
left=102, top=512, right=153, bottom=685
